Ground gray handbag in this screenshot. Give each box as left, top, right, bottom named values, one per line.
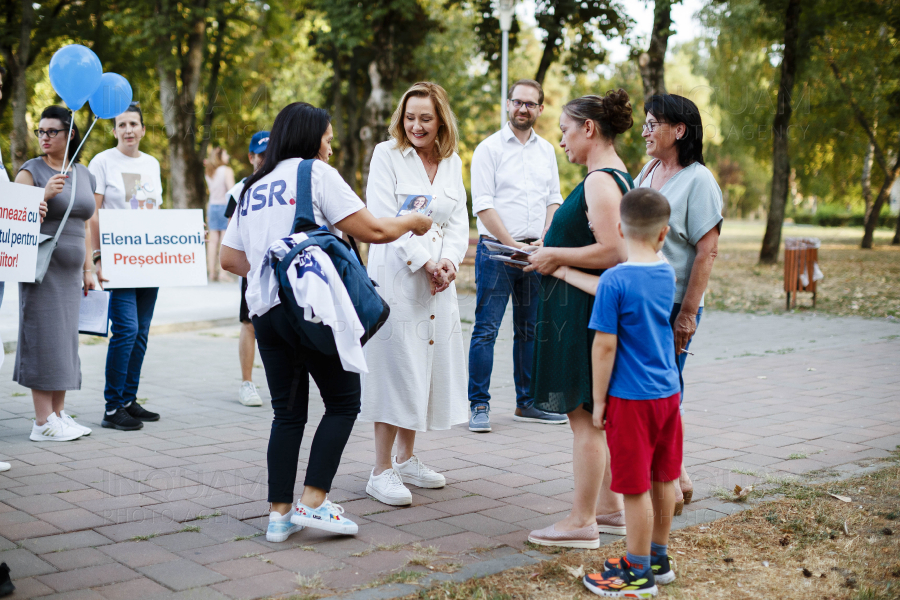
left=34, top=166, right=78, bottom=284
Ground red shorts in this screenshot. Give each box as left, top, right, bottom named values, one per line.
left=605, top=393, right=683, bottom=495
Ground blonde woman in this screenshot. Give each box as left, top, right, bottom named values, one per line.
left=361, top=82, right=470, bottom=506
left=205, top=147, right=235, bottom=281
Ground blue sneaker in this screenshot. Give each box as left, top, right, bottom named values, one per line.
left=514, top=405, right=568, bottom=425
left=469, top=405, right=491, bottom=432
left=290, top=499, right=358, bottom=535
left=266, top=510, right=303, bottom=543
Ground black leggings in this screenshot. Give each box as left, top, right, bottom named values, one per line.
left=253, top=304, right=361, bottom=503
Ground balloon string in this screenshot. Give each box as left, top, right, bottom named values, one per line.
left=60, top=118, right=75, bottom=174
left=62, top=117, right=98, bottom=176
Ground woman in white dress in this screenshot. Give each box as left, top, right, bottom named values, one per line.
left=361, top=82, right=470, bottom=506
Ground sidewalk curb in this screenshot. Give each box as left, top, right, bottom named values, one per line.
left=2, top=316, right=240, bottom=355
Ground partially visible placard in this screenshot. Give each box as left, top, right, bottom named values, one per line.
left=99, top=209, right=207, bottom=288
left=0, top=181, right=43, bottom=282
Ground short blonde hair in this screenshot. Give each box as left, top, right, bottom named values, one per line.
left=388, top=82, right=459, bottom=161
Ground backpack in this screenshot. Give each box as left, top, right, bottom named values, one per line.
left=273, top=159, right=390, bottom=355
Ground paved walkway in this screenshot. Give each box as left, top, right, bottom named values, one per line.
left=0, top=291, right=898, bottom=599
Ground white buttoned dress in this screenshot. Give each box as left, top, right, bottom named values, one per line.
left=359, top=140, right=470, bottom=432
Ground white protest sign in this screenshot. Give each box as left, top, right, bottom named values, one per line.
left=99, top=209, right=207, bottom=288
left=0, top=181, right=43, bottom=282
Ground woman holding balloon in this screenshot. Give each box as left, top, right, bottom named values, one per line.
left=14, top=106, right=96, bottom=442
left=88, top=102, right=164, bottom=431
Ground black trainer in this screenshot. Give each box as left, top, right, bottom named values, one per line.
left=0, top=561, right=15, bottom=597
left=101, top=408, right=143, bottom=431
left=124, top=402, right=160, bottom=422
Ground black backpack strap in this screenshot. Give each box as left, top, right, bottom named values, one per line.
left=293, top=159, right=318, bottom=233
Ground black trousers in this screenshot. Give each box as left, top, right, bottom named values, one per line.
left=252, top=304, right=361, bottom=503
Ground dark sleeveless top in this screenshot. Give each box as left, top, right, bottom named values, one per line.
left=530, top=168, right=634, bottom=414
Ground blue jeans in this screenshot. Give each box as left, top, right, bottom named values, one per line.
left=104, top=288, right=159, bottom=412
left=468, top=240, right=541, bottom=410
left=670, top=302, right=702, bottom=406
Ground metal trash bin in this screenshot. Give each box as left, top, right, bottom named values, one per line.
left=784, top=237, right=823, bottom=310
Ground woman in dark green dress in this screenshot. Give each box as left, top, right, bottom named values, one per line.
left=524, top=90, right=636, bottom=549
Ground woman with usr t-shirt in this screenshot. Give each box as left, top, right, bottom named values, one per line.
left=88, top=103, right=164, bottom=432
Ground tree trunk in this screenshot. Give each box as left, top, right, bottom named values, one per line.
left=893, top=195, right=900, bottom=245
left=862, top=133, right=900, bottom=249
left=360, top=61, right=393, bottom=200
left=8, top=0, right=34, bottom=172
left=338, top=62, right=362, bottom=192
left=759, top=0, right=802, bottom=264
left=156, top=10, right=208, bottom=209
left=638, top=0, right=672, bottom=104
left=198, top=10, right=228, bottom=162
left=861, top=137, right=874, bottom=215
left=534, top=18, right=562, bottom=85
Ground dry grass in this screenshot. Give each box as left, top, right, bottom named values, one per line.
left=400, top=450, right=900, bottom=600
left=458, top=221, right=900, bottom=321
left=706, top=221, right=900, bottom=319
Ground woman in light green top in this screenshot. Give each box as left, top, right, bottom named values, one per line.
left=635, top=94, right=723, bottom=515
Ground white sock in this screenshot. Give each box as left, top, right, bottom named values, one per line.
left=123, top=401, right=133, bottom=408
left=106, top=410, right=117, bottom=415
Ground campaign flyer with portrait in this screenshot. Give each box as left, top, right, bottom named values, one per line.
left=396, top=194, right=433, bottom=216
left=98, top=209, right=207, bottom=288
left=0, top=181, right=44, bottom=283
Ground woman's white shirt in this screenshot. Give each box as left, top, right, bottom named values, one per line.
left=222, top=157, right=364, bottom=316
left=88, top=148, right=163, bottom=209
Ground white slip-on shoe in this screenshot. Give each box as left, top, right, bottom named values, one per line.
left=366, top=468, right=412, bottom=506
left=0, top=462, right=10, bottom=472
left=59, top=411, right=92, bottom=436
left=392, top=455, right=446, bottom=489
left=238, top=381, right=263, bottom=407
left=30, top=413, right=83, bottom=442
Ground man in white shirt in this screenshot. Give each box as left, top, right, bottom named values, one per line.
left=468, top=79, right=567, bottom=432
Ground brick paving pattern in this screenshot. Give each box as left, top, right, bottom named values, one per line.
left=0, top=294, right=898, bottom=599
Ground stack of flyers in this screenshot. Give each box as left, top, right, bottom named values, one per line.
left=483, top=240, right=535, bottom=266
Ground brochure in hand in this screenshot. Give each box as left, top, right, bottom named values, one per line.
left=483, top=240, right=536, bottom=255
left=396, top=194, right=433, bottom=217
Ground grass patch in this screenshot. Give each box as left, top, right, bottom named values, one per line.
left=11, top=392, right=25, bottom=397
left=179, top=525, right=201, bottom=533
left=199, top=332, right=223, bottom=338
left=731, top=468, right=760, bottom=476
left=788, top=452, right=809, bottom=460
left=232, top=532, right=263, bottom=541
left=128, top=533, right=160, bottom=541
left=195, top=511, right=222, bottom=520
left=407, top=543, right=440, bottom=566
left=369, top=569, right=427, bottom=587
left=351, top=541, right=407, bottom=557
left=295, top=574, right=324, bottom=589
left=399, top=450, right=900, bottom=600
left=136, top=397, right=147, bottom=405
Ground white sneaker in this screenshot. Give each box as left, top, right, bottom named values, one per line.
left=366, top=468, right=412, bottom=506
left=266, top=510, right=303, bottom=542
left=393, top=454, right=446, bottom=489
left=59, top=410, right=92, bottom=436
left=0, top=462, right=10, bottom=472
left=30, top=413, right=83, bottom=442
left=238, top=381, right=263, bottom=407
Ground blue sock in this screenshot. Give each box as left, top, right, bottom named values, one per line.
left=626, top=551, right=651, bottom=574
left=650, top=542, right=668, bottom=561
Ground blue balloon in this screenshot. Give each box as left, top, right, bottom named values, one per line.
left=89, top=73, right=133, bottom=119
left=48, top=45, right=102, bottom=111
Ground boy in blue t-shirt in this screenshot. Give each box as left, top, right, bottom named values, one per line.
left=582, top=188, right=682, bottom=598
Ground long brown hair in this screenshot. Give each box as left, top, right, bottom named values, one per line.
left=205, top=147, right=228, bottom=178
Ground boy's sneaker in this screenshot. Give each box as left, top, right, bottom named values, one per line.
left=30, top=413, right=83, bottom=442
left=513, top=405, right=568, bottom=425
left=59, top=410, right=91, bottom=436
left=239, top=381, right=263, bottom=407
left=366, top=468, right=412, bottom=506
left=101, top=408, right=143, bottom=431
left=392, top=455, right=445, bottom=488
left=124, top=402, right=160, bottom=422
left=290, top=499, right=358, bottom=535
left=266, top=510, right=303, bottom=542
left=603, top=554, right=675, bottom=585
left=583, top=559, right=658, bottom=597
left=469, top=406, right=491, bottom=432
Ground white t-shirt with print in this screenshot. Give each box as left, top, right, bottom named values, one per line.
left=222, top=157, right=365, bottom=315
left=88, top=148, right=164, bottom=210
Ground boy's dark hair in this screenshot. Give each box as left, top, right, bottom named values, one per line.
left=620, top=188, right=670, bottom=241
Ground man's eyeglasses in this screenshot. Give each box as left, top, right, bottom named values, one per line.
left=510, top=99, right=540, bottom=110
left=34, top=129, right=64, bottom=139
left=642, top=121, right=663, bottom=133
